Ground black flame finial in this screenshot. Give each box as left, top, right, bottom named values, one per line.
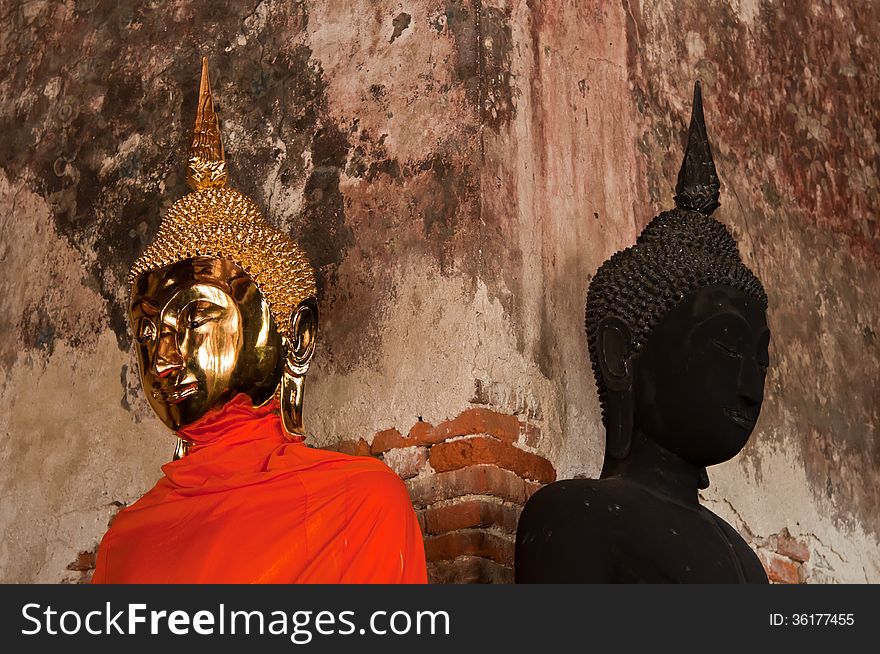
left=674, top=81, right=720, bottom=215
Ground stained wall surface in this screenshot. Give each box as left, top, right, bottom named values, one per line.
left=1, top=0, right=877, bottom=583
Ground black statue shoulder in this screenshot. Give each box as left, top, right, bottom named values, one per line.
left=704, top=509, right=770, bottom=584
left=515, top=479, right=615, bottom=583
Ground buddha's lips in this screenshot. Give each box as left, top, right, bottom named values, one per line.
left=723, top=407, right=756, bottom=430
left=153, top=382, right=198, bottom=404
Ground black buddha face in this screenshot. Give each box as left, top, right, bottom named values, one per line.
left=632, top=284, right=770, bottom=466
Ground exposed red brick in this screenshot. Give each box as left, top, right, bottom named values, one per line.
left=423, top=499, right=521, bottom=535
left=370, top=428, right=406, bottom=454
left=328, top=437, right=372, bottom=457
left=381, top=445, right=428, bottom=480
left=428, top=555, right=514, bottom=584
left=406, top=464, right=538, bottom=507
left=426, top=502, right=480, bottom=534
left=432, top=408, right=520, bottom=443
left=424, top=530, right=515, bottom=566
left=370, top=421, right=443, bottom=454
left=408, top=420, right=434, bottom=442
left=774, top=530, right=811, bottom=563
left=66, top=549, right=96, bottom=572
left=429, top=437, right=556, bottom=484
left=762, top=552, right=801, bottom=584
left=371, top=409, right=524, bottom=455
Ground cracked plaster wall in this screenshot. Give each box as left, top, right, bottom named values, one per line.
left=1, top=0, right=877, bottom=582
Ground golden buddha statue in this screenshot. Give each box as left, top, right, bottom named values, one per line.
left=93, top=59, right=427, bottom=584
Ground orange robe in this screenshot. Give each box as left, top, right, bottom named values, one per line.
left=93, top=394, right=427, bottom=583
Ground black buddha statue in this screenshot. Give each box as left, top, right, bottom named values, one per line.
left=515, top=83, right=770, bottom=583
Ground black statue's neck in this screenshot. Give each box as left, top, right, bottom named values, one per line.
left=600, top=431, right=708, bottom=507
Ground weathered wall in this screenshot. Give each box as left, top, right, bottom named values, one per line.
left=1, top=0, right=877, bottom=583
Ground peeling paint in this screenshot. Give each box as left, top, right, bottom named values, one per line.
left=0, top=0, right=876, bottom=582
left=623, top=0, right=880, bottom=544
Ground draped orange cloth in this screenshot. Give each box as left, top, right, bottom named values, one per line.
left=93, top=394, right=427, bottom=583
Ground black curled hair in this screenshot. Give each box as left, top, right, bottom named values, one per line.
left=585, top=208, right=767, bottom=428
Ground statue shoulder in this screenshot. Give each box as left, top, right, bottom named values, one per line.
left=299, top=447, right=414, bottom=522
left=341, top=455, right=412, bottom=514
left=332, top=454, right=427, bottom=583
left=521, top=478, right=619, bottom=523
left=515, top=479, right=616, bottom=582
left=701, top=507, right=770, bottom=584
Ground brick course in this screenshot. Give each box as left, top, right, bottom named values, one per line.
left=369, top=407, right=555, bottom=583
left=753, top=528, right=813, bottom=584
left=422, top=498, right=521, bottom=535
left=429, top=436, right=556, bottom=484
left=424, top=530, right=515, bottom=567
left=761, top=551, right=801, bottom=584
left=370, top=408, right=522, bottom=455
left=406, top=464, right=542, bottom=506
left=774, top=529, right=811, bottom=563
left=382, top=445, right=428, bottom=480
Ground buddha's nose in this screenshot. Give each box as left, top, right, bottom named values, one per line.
left=153, top=331, right=184, bottom=377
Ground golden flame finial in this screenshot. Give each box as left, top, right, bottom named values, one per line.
left=130, top=57, right=317, bottom=340
left=185, top=57, right=228, bottom=190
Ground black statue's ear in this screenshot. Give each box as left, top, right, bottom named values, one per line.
left=597, top=316, right=633, bottom=391
left=597, top=316, right=634, bottom=460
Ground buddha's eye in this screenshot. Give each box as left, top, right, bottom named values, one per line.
left=712, top=340, right=741, bottom=358
left=185, top=301, right=222, bottom=330
left=135, top=319, right=156, bottom=343
left=186, top=316, right=213, bottom=330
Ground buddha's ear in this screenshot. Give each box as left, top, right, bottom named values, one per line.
left=596, top=316, right=634, bottom=460
left=597, top=316, right=634, bottom=391
left=280, top=297, right=319, bottom=439
left=285, top=297, right=319, bottom=375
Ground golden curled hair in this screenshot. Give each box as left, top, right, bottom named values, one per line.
left=128, top=57, right=316, bottom=338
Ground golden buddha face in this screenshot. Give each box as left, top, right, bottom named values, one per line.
left=130, top=257, right=284, bottom=431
